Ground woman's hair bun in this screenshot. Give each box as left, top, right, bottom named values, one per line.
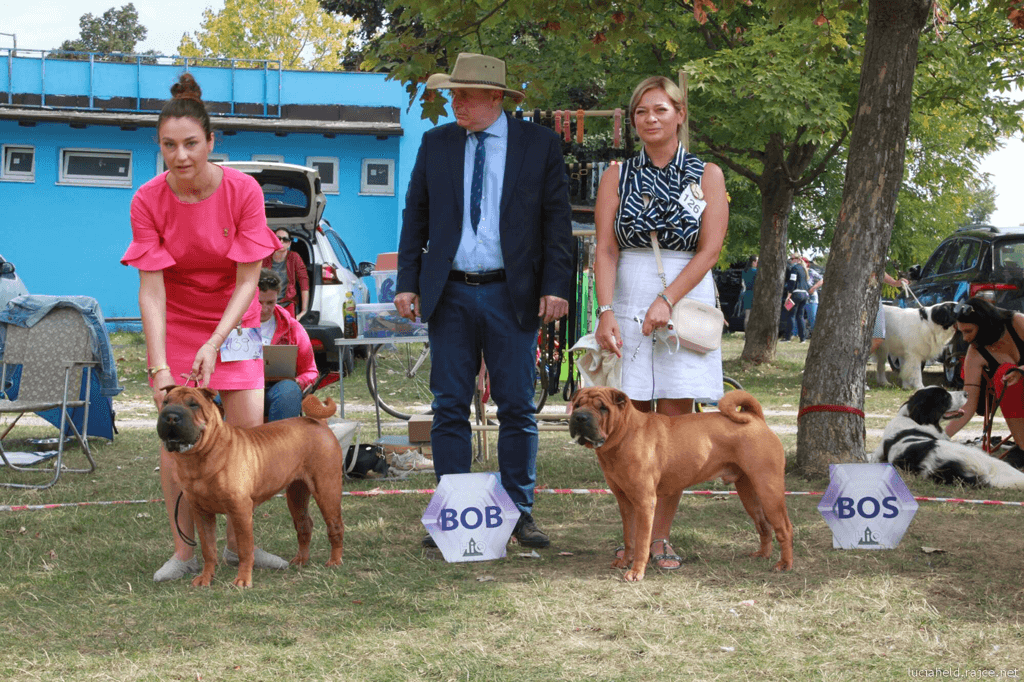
left=170, top=72, right=203, bottom=102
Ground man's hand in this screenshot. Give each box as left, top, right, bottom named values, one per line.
left=395, top=292, right=420, bottom=322
left=538, top=295, right=569, bottom=324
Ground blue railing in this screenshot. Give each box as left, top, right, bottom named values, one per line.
left=1, top=48, right=283, bottom=117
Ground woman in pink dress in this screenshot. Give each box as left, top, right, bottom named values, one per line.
left=121, top=73, right=283, bottom=582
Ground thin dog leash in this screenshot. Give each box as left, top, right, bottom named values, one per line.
left=171, top=375, right=200, bottom=547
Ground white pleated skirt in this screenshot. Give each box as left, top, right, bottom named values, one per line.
left=614, top=249, right=724, bottom=402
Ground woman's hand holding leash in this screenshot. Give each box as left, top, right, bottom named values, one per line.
left=643, top=294, right=671, bottom=336
left=596, top=309, right=623, bottom=358
left=191, top=341, right=218, bottom=388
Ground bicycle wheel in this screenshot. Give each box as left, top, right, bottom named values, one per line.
left=694, top=376, right=743, bottom=413
left=366, top=341, right=432, bottom=420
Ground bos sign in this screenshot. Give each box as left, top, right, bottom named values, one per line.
left=818, top=463, right=918, bottom=550
left=421, top=473, right=521, bottom=563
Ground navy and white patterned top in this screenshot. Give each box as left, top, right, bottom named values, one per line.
left=614, top=144, right=706, bottom=251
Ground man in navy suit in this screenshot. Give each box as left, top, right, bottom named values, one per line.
left=395, top=53, right=573, bottom=549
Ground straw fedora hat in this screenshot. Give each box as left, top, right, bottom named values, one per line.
left=425, top=53, right=525, bottom=103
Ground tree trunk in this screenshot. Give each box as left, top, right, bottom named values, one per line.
left=741, top=135, right=796, bottom=365
left=796, top=0, right=933, bottom=476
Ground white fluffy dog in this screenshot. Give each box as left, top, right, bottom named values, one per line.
left=868, top=386, right=1024, bottom=489
left=873, top=302, right=957, bottom=390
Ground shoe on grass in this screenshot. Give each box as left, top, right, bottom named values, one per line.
left=153, top=555, right=199, bottom=582
left=511, top=512, right=550, bottom=548
left=222, top=547, right=289, bottom=570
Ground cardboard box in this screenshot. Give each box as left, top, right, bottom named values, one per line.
left=408, top=414, right=433, bottom=443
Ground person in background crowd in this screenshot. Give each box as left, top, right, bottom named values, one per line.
left=263, top=229, right=310, bottom=320
left=741, top=255, right=758, bottom=328
left=782, top=253, right=810, bottom=343
left=257, top=269, right=318, bottom=422
left=804, top=258, right=822, bottom=336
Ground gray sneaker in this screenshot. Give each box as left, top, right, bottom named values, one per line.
left=153, top=555, right=199, bottom=582
left=222, top=547, right=290, bottom=570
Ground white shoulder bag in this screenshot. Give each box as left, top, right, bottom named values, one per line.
left=650, top=230, right=724, bottom=354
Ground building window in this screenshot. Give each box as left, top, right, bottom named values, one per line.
left=156, top=152, right=228, bottom=175
left=360, top=158, right=395, bottom=196
left=252, top=154, right=284, bottom=163
left=306, top=156, right=339, bottom=194
left=2, top=145, right=35, bottom=182
left=59, top=149, right=132, bottom=187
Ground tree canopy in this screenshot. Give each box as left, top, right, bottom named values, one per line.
left=56, top=3, right=151, bottom=58
left=179, top=0, right=359, bottom=70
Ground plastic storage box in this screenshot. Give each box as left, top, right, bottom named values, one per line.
left=356, top=303, right=428, bottom=338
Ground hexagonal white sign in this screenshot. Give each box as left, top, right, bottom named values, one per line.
left=421, top=473, right=521, bottom=563
left=818, top=463, right=918, bottom=550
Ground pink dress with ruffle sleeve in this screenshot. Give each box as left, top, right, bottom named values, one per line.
left=121, top=166, right=281, bottom=390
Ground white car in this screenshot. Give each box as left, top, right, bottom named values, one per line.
left=0, top=253, right=29, bottom=311
left=220, top=162, right=372, bottom=379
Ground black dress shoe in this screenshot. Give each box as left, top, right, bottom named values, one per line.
left=422, top=534, right=437, bottom=548
left=512, top=512, right=550, bottom=548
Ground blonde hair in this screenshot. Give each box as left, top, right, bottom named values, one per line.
left=628, top=76, right=685, bottom=136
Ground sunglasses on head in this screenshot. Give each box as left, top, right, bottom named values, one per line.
left=953, top=301, right=974, bottom=319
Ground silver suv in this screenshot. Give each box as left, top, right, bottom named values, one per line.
left=220, top=162, right=372, bottom=379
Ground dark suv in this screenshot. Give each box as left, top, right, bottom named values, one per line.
left=901, top=224, right=1024, bottom=385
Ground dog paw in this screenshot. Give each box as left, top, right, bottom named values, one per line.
left=772, top=560, right=793, bottom=572
left=191, top=574, right=213, bottom=587
left=325, top=558, right=343, bottom=567
left=623, top=568, right=646, bottom=582
left=290, top=554, right=310, bottom=567
left=232, top=576, right=253, bottom=588
left=610, top=557, right=631, bottom=569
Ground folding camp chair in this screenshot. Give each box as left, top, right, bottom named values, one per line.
left=0, top=307, right=97, bottom=489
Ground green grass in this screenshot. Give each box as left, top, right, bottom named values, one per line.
left=2, top=333, right=1023, bottom=680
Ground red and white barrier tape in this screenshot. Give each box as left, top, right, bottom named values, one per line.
left=3, top=489, right=1024, bottom=513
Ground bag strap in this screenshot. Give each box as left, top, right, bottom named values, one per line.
left=649, top=229, right=721, bottom=310
left=649, top=230, right=669, bottom=289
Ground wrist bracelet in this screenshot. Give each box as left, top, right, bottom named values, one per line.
left=147, top=365, right=170, bottom=379
left=657, top=292, right=673, bottom=307
left=596, top=304, right=614, bottom=316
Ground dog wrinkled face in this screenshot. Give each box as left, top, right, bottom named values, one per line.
left=156, top=387, right=219, bottom=453
left=568, top=387, right=629, bottom=449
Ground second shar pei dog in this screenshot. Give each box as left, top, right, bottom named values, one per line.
left=157, top=386, right=345, bottom=588
left=569, top=387, right=793, bottom=581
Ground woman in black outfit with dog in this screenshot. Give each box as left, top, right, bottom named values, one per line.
left=945, top=297, right=1024, bottom=466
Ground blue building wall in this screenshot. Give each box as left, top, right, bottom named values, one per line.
left=0, top=54, right=443, bottom=318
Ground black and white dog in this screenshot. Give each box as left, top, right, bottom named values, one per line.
left=872, top=302, right=958, bottom=390
left=868, top=386, right=1024, bottom=488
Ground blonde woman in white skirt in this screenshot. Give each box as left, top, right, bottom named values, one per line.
left=593, top=75, right=729, bottom=571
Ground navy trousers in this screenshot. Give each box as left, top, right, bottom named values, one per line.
left=427, top=279, right=539, bottom=514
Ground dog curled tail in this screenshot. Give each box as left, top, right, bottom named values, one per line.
left=302, top=394, right=338, bottom=422
left=716, top=390, right=766, bottom=424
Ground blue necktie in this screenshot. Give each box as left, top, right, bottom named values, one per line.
left=470, top=131, right=490, bottom=232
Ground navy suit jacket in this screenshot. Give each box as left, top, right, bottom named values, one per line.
left=397, top=112, right=573, bottom=330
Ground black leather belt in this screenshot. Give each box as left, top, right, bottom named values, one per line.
left=448, top=269, right=506, bottom=285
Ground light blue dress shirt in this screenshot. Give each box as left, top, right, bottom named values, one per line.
left=453, top=113, right=507, bottom=273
